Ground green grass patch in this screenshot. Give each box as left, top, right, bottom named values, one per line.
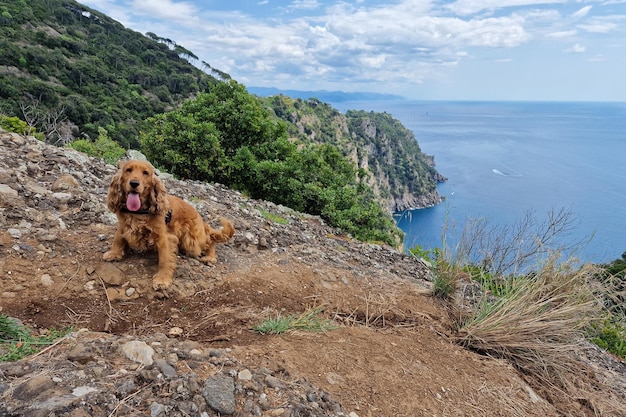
left=253, top=307, right=337, bottom=335
left=0, top=314, right=72, bottom=362
left=257, top=207, right=290, bottom=225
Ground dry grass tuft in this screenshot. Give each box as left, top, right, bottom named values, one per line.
left=456, top=256, right=626, bottom=416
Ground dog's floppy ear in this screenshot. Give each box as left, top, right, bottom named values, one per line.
left=148, top=171, right=170, bottom=215
left=107, top=160, right=127, bottom=212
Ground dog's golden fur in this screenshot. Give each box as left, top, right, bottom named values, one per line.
left=103, top=160, right=235, bottom=290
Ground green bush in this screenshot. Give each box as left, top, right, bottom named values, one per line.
left=68, top=127, right=125, bottom=164
left=590, top=318, right=626, bottom=359
left=0, top=115, right=43, bottom=139
left=140, top=81, right=402, bottom=245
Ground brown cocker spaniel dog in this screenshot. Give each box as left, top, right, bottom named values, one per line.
left=103, top=160, right=235, bottom=290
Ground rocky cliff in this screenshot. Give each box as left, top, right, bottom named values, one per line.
left=264, top=97, right=446, bottom=213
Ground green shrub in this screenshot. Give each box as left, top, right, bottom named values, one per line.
left=589, top=317, right=626, bottom=359
left=69, top=127, right=125, bottom=164
left=0, top=115, right=43, bottom=139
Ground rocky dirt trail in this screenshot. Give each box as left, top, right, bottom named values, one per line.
left=0, top=129, right=624, bottom=417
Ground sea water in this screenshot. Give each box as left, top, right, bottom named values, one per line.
left=330, top=100, right=626, bottom=264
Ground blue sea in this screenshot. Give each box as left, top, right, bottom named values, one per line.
left=330, top=100, right=626, bottom=264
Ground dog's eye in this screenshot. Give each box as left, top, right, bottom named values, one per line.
left=143, top=170, right=149, bottom=176
left=125, top=168, right=132, bottom=173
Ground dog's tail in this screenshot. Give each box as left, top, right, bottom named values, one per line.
left=205, top=217, right=235, bottom=243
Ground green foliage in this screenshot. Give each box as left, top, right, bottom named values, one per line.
left=0, top=314, right=71, bottom=362
left=0, top=0, right=217, bottom=146
left=257, top=208, right=290, bottom=225
left=589, top=317, right=626, bottom=359
left=0, top=115, right=43, bottom=139
left=69, top=127, right=125, bottom=164
left=141, top=81, right=402, bottom=246
left=252, top=307, right=337, bottom=335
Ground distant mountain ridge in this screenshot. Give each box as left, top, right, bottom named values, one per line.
left=249, top=87, right=405, bottom=102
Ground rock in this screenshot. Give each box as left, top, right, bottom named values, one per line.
left=120, top=341, right=155, bottom=366
left=149, top=401, right=170, bottom=416
left=40, top=273, right=54, bottom=287
left=237, top=369, right=252, bottom=381
left=154, top=359, right=177, bottom=378
left=12, top=375, right=55, bottom=401
left=95, top=262, right=125, bottom=286
left=67, top=343, right=95, bottom=365
left=52, top=174, right=79, bottom=191
left=168, top=327, right=184, bottom=337
left=71, top=386, right=98, bottom=397
left=202, top=374, right=236, bottom=415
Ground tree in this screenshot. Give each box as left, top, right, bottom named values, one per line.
left=139, top=81, right=402, bottom=245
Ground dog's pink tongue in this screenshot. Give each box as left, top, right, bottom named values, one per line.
left=126, top=193, right=141, bottom=211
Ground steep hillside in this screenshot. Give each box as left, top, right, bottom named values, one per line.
left=2, top=130, right=626, bottom=417
left=263, top=96, right=446, bottom=212
left=0, top=0, right=217, bottom=147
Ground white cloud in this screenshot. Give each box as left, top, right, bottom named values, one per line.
left=578, top=21, right=620, bottom=33
left=446, top=0, right=566, bottom=16
left=566, top=43, right=586, bottom=53
left=572, top=5, right=592, bottom=18
left=546, top=30, right=577, bottom=38
left=130, top=0, right=199, bottom=23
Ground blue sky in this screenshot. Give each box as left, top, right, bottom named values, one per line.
left=80, top=0, right=626, bottom=101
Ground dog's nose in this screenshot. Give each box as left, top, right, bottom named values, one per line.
left=129, top=180, right=140, bottom=189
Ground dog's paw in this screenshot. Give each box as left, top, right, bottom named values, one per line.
left=199, top=255, right=218, bottom=264
left=152, top=271, right=173, bottom=290
left=103, top=250, right=124, bottom=261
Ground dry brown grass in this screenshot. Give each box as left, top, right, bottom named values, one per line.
left=456, top=256, right=626, bottom=416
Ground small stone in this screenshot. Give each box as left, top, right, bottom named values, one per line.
left=52, top=192, right=72, bottom=204
left=83, top=280, right=96, bottom=291
left=2, top=292, right=16, bottom=298
left=150, top=401, right=170, bottom=417
left=52, top=174, right=79, bottom=191
left=189, top=348, right=203, bottom=356
left=202, top=375, right=236, bottom=415
left=349, top=413, right=360, bottom=417
left=72, top=386, right=98, bottom=397
left=7, top=228, right=21, bottom=239
left=120, top=341, right=155, bottom=366
left=265, top=375, right=286, bottom=389
left=12, top=375, right=55, bottom=401
left=237, top=369, right=252, bottom=381
left=325, top=372, right=344, bottom=385
left=67, top=343, right=95, bottom=365
left=155, top=359, right=177, bottom=378
left=125, top=287, right=136, bottom=297
left=40, top=274, right=54, bottom=287
left=95, top=262, right=125, bottom=286
left=168, top=327, right=184, bottom=337
left=106, top=287, right=121, bottom=301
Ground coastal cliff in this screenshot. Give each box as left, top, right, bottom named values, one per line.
left=262, top=96, right=447, bottom=214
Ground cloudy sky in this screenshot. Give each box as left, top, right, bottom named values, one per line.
left=80, top=0, right=626, bottom=101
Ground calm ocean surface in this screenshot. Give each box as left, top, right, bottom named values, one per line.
left=330, top=100, right=626, bottom=264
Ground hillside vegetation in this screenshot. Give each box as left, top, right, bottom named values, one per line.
left=0, top=0, right=217, bottom=147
